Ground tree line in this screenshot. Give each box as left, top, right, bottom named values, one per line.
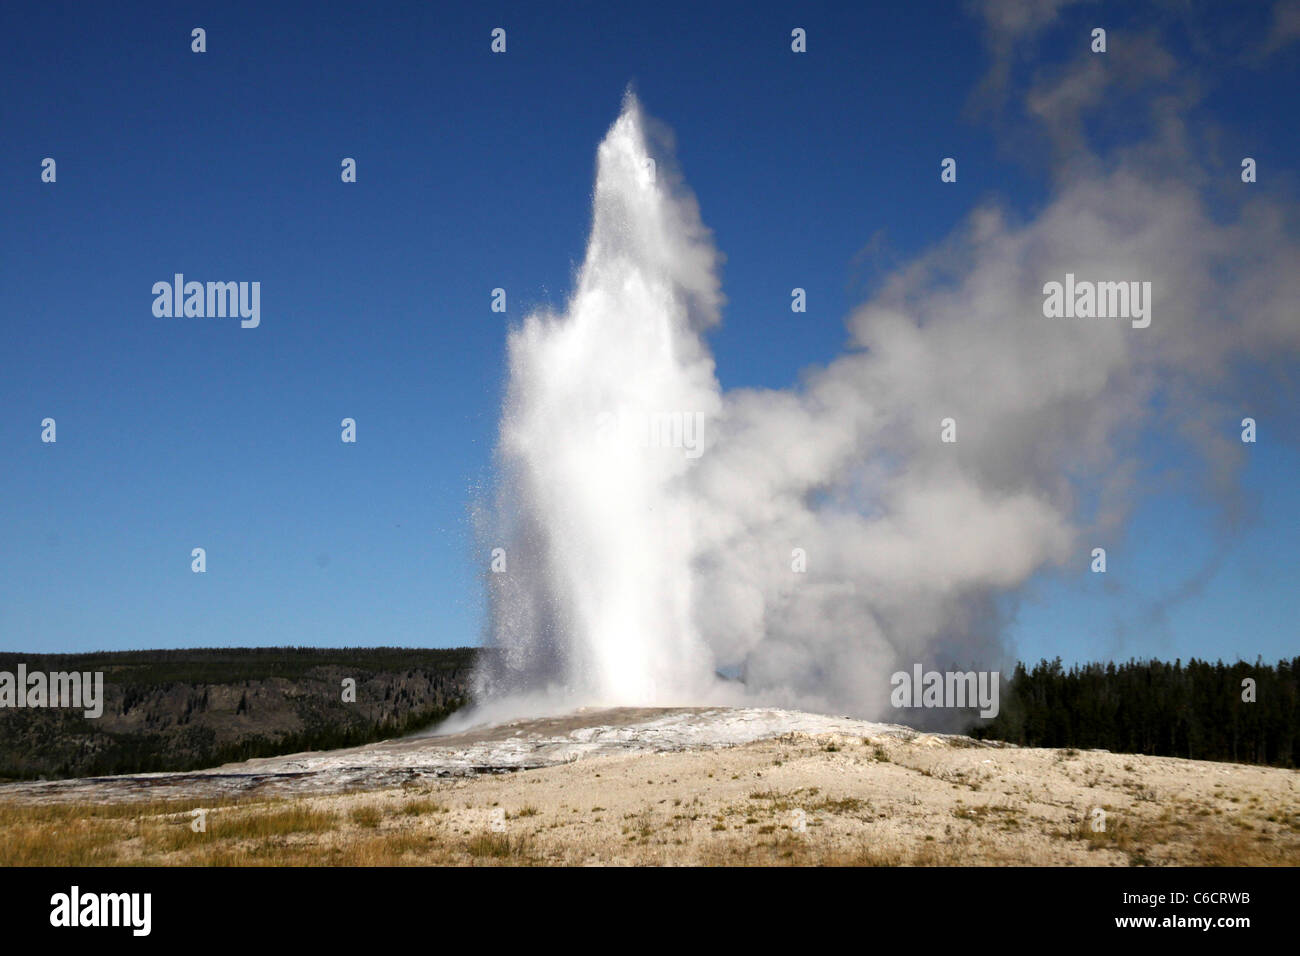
left=970, top=657, right=1298, bottom=767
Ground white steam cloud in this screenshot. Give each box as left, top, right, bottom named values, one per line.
left=473, top=38, right=1299, bottom=724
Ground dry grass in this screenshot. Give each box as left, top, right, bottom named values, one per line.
left=401, top=798, right=448, bottom=817
left=464, top=832, right=537, bottom=862
left=350, top=806, right=382, bottom=829
left=697, top=831, right=979, bottom=866
left=0, top=794, right=545, bottom=866
left=1070, top=805, right=1299, bottom=867
left=0, top=794, right=290, bottom=866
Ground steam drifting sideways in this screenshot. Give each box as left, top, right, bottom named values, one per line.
left=473, top=90, right=1300, bottom=724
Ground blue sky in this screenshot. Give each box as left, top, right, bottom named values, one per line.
left=1, top=1, right=1296, bottom=666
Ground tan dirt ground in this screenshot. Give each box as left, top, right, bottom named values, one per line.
left=3, top=726, right=1297, bottom=865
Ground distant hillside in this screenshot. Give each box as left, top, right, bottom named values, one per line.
left=0, top=647, right=477, bottom=780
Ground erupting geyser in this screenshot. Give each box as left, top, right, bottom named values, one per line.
left=479, top=91, right=727, bottom=709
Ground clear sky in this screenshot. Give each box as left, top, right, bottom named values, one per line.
left=1, top=1, right=1296, bottom=667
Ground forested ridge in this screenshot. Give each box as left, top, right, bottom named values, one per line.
left=0, top=647, right=475, bottom=780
